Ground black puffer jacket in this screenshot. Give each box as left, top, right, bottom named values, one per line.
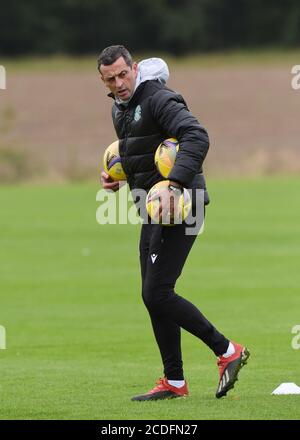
left=111, top=79, right=210, bottom=204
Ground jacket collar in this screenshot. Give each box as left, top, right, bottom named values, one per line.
left=107, top=81, right=148, bottom=109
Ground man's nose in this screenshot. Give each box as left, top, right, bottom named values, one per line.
left=116, top=77, right=123, bottom=89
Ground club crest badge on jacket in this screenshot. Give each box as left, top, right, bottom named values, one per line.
left=134, top=105, right=142, bottom=122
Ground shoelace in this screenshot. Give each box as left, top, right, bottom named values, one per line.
left=217, top=357, right=228, bottom=377
left=217, top=356, right=226, bottom=367
left=149, top=378, right=166, bottom=393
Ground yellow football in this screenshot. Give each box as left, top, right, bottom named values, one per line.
left=103, top=140, right=126, bottom=181
left=145, top=180, right=191, bottom=225
left=155, top=138, right=179, bottom=178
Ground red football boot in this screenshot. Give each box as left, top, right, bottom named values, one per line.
left=131, top=377, right=189, bottom=401
left=216, top=342, right=250, bottom=398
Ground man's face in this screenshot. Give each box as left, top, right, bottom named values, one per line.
left=100, top=56, right=138, bottom=101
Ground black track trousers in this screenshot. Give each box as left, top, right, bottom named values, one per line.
left=139, top=221, right=229, bottom=380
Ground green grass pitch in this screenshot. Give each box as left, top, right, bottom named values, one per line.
left=0, top=177, right=300, bottom=420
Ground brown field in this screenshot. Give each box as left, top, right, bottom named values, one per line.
left=0, top=61, right=299, bottom=182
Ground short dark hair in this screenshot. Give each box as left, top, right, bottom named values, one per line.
left=97, top=45, right=132, bottom=72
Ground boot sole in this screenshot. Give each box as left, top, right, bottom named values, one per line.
left=132, top=391, right=188, bottom=401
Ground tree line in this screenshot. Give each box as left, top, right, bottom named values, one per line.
left=0, top=0, right=299, bottom=56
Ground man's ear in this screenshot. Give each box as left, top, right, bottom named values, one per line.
left=98, top=66, right=104, bottom=82
left=132, top=62, right=138, bottom=77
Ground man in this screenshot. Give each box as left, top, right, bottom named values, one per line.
left=99, top=45, right=250, bottom=400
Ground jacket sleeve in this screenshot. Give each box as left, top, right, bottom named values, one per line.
left=150, top=89, right=209, bottom=187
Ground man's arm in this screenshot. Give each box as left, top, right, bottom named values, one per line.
left=150, top=89, right=209, bottom=187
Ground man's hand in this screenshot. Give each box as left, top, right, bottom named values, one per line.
left=100, top=171, right=125, bottom=192
left=158, top=183, right=182, bottom=224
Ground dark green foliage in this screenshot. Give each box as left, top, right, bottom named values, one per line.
left=0, top=0, right=299, bottom=55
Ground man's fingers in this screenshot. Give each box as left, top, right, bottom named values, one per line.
left=100, top=170, right=126, bottom=192
left=101, top=179, right=124, bottom=192
left=105, top=182, right=119, bottom=189
left=101, top=170, right=110, bottom=180
left=103, top=181, right=120, bottom=190
left=101, top=170, right=117, bottom=189
left=101, top=170, right=113, bottom=183
left=158, top=191, right=178, bottom=223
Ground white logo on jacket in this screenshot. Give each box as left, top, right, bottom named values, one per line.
left=134, top=105, right=142, bottom=122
